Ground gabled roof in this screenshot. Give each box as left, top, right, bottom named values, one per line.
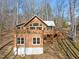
left=24, top=16, right=48, bottom=26
left=16, top=23, right=25, bottom=27
left=44, top=21, right=55, bottom=26
left=16, top=16, right=55, bottom=27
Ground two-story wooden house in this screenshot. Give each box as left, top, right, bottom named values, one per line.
left=13, top=16, right=55, bottom=56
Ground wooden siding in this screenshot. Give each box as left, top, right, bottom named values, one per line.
left=14, top=16, right=54, bottom=49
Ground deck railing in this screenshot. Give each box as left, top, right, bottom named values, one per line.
left=14, top=29, right=54, bottom=35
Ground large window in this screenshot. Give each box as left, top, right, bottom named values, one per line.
left=30, top=23, right=42, bottom=30
left=32, top=37, right=40, bottom=45
left=16, top=38, right=24, bottom=44
left=30, top=27, right=35, bottom=30
left=37, top=27, right=42, bottom=30
left=33, top=23, right=39, bottom=26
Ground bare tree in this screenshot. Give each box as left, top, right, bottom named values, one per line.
left=73, top=0, right=77, bottom=40
left=38, top=0, right=53, bottom=21
left=69, top=0, right=77, bottom=40
left=54, top=0, right=66, bottom=28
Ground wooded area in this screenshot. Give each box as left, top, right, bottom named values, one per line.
left=0, top=0, right=79, bottom=59
left=0, top=0, right=79, bottom=39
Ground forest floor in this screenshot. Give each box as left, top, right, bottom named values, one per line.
left=15, top=41, right=65, bottom=59
left=0, top=29, right=79, bottom=59
left=0, top=39, right=65, bottom=59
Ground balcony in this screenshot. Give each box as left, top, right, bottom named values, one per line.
left=15, top=29, right=43, bottom=34
left=15, top=29, right=54, bottom=35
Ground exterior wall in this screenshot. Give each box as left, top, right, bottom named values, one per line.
left=14, top=17, right=48, bottom=55
left=14, top=33, right=43, bottom=48
left=25, top=17, right=47, bottom=30
left=14, top=34, right=26, bottom=48
left=13, top=47, right=43, bottom=55
left=14, top=33, right=43, bottom=55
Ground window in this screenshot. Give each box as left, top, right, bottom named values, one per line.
left=30, top=23, right=42, bottom=30
left=37, top=38, right=40, bottom=44
left=37, top=27, right=42, bottom=30
left=40, top=24, right=42, bottom=26
left=33, top=23, right=39, bottom=26
left=21, top=38, right=24, bottom=44
left=32, top=37, right=40, bottom=45
left=30, top=27, right=35, bottom=30
left=17, top=38, right=20, bottom=44
left=48, top=26, right=52, bottom=30
left=16, top=38, right=24, bottom=44
left=33, top=38, right=36, bottom=44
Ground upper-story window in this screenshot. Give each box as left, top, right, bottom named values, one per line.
left=47, top=26, right=52, bottom=30
left=37, top=27, right=42, bottom=30
left=33, top=23, right=39, bottom=26
left=30, top=24, right=32, bottom=26
left=16, top=38, right=24, bottom=44
left=30, top=27, right=35, bottom=30
left=40, top=24, right=42, bottom=26
left=30, top=23, right=42, bottom=30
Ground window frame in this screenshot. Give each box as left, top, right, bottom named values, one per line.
left=29, top=23, right=43, bottom=30
left=21, top=38, right=24, bottom=44
left=33, top=23, right=39, bottom=26
left=37, top=38, right=40, bottom=44
left=33, top=38, right=37, bottom=44
left=32, top=37, right=41, bottom=45
left=36, top=26, right=42, bottom=30
left=40, top=24, right=42, bottom=26
left=30, top=26, right=35, bottom=30
left=16, top=38, right=20, bottom=44
left=47, top=26, right=52, bottom=30
left=16, top=37, right=25, bottom=45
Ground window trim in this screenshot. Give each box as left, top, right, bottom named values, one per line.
left=32, top=38, right=37, bottom=44
left=30, top=26, right=43, bottom=30
left=16, top=38, right=20, bottom=44
left=29, top=23, right=43, bottom=30
left=21, top=38, right=25, bottom=44
left=30, top=26, right=35, bottom=30
left=16, top=37, right=25, bottom=45
left=33, top=23, right=39, bottom=26
left=36, top=26, right=42, bottom=30
left=37, top=38, right=40, bottom=44
left=32, top=37, right=41, bottom=45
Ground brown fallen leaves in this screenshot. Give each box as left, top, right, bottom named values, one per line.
left=43, top=28, right=67, bottom=44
